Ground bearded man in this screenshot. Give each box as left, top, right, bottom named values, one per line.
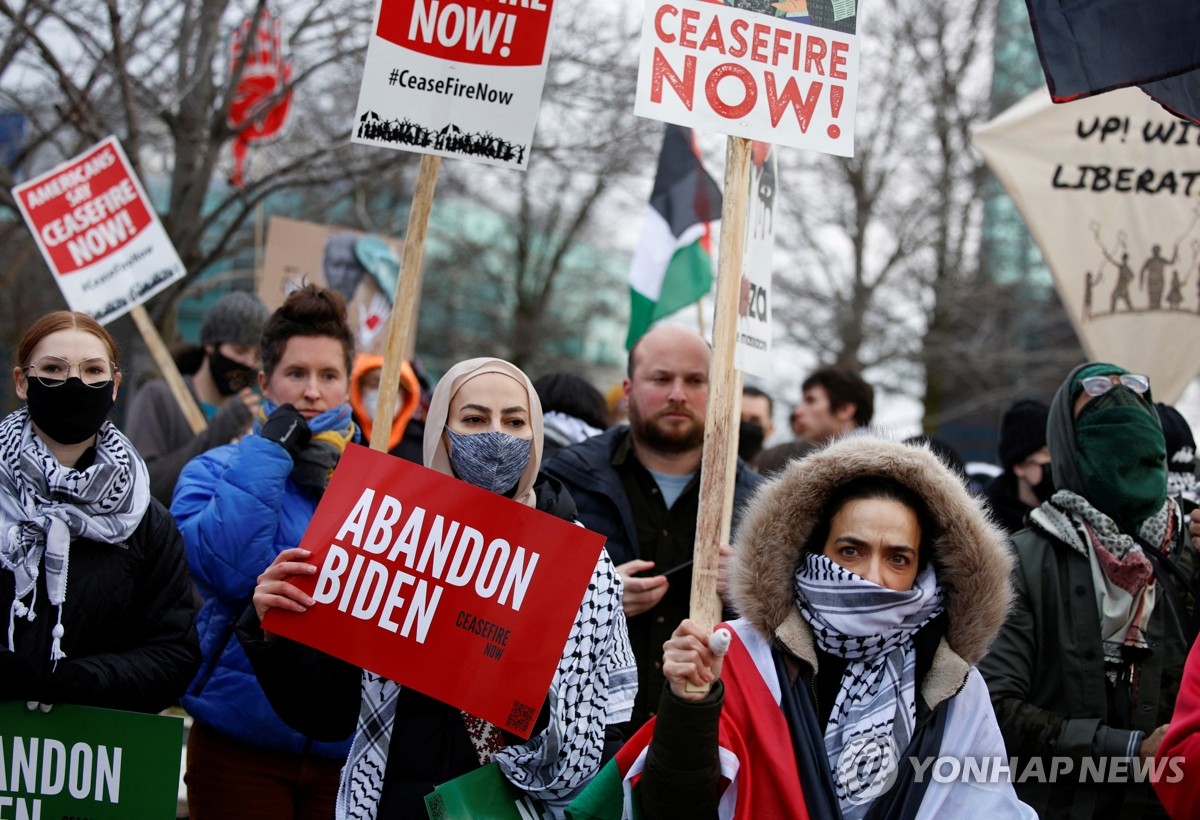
left=545, top=325, right=760, bottom=729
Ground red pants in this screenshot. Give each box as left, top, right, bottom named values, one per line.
left=185, top=720, right=343, bottom=820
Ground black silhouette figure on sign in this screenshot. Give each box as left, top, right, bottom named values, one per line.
left=1103, top=248, right=1135, bottom=313
left=1083, top=270, right=1102, bottom=319
left=1140, top=244, right=1178, bottom=311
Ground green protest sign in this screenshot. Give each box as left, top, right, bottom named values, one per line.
left=0, top=702, right=183, bottom=820
left=424, top=762, right=540, bottom=819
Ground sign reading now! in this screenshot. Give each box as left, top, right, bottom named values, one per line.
left=12, top=136, right=186, bottom=324
left=375, top=0, right=553, bottom=66
left=262, top=444, right=604, bottom=738
left=352, top=0, right=560, bottom=169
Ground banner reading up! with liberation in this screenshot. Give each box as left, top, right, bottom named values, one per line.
left=352, top=0, right=559, bottom=170
left=973, top=86, right=1200, bottom=403
left=636, top=0, right=861, bottom=156
left=262, top=444, right=604, bottom=737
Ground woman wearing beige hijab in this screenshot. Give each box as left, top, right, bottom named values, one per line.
left=241, top=357, right=636, bottom=819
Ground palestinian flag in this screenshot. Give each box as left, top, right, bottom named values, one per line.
left=565, top=621, right=811, bottom=820
left=626, top=125, right=722, bottom=349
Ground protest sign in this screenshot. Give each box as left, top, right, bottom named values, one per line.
left=260, top=216, right=407, bottom=356
left=735, top=143, right=777, bottom=377
left=0, top=702, right=183, bottom=820
left=12, top=136, right=186, bottom=325
left=261, top=444, right=605, bottom=737
left=635, top=0, right=860, bottom=156
left=351, top=0, right=559, bottom=170
left=973, top=86, right=1200, bottom=403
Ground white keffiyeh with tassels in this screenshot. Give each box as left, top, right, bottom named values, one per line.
left=335, top=548, right=636, bottom=819
left=0, top=407, right=149, bottom=664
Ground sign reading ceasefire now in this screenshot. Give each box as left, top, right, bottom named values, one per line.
left=636, top=0, right=861, bottom=156
left=262, top=444, right=604, bottom=737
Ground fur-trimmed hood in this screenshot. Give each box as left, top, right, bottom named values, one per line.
left=732, top=436, right=1013, bottom=668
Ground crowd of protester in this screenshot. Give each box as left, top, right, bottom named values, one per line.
left=4, top=291, right=1200, bottom=819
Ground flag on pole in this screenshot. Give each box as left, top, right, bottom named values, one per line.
left=626, top=125, right=722, bottom=349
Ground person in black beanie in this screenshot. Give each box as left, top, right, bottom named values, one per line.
left=126, top=291, right=268, bottom=503
left=982, top=399, right=1052, bottom=534
left=1156, top=402, right=1199, bottom=504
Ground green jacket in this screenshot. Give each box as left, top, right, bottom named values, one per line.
left=979, top=505, right=1198, bottom=819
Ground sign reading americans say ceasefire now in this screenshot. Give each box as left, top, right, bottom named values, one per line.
left=352, top=0, right=559, bottom=170
left=13, top=137, right=186, bottom=324
left=636, top=0, right=860, bottom=156
left=261, top=444, right=604, bottom=738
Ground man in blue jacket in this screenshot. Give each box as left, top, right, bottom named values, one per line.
left=544, top=325, right=760, bottom=729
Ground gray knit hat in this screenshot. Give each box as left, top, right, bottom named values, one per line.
left=200, top=291, right=268, bottom=348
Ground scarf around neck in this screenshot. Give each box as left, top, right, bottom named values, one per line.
left=1030, top=490, right=1168, bottom=677
left=0, top=407, right=149, bottom=663
left=255, top=400, right=356, bottom=495
left=794, top=553, right=944, bottom=819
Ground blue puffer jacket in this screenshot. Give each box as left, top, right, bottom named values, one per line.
left=171, top=433, right=352, bottom=760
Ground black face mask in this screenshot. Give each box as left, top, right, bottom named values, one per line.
left=208, top=348, right=257, bottom=397
left=738, top=419, right=766, bottom=463
left=1031, top=463, right=1056, bottom=504
left=25, top=377, right=115, bottom=445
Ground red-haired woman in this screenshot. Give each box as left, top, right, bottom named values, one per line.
left=0, top=311, right=200, bottom=712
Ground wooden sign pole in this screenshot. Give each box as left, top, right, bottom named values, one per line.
left=369, top=154, right=441, bottom=452
left=128, top=304, right=207, bottom=434
left=689, top=135, right=753, bottom=631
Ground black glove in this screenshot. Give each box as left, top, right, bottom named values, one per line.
left=0, top=649, right=40, bottom=701
left=260, top=404, right=312, bottom=458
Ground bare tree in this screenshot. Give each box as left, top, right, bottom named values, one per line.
left=0, top=0, right=414, bottom=330
left=770, top=0, right=1081, bottom=434
left=415, top=2, right=659, bottom=380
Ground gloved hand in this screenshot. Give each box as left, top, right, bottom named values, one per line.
left=260, top=404, right=312, bottom=459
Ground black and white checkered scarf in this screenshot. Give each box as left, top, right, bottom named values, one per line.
left=0, top=407, right=149, bottom=663
left=794, top=553, right=943, bottom=819
left=335, top=547, right=636, bottom=819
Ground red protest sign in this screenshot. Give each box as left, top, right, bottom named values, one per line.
left=12, top=136, right=187, bottom=324
left=261, top=444, right=604, bottom=738
left=375, top=0, right=553, bottom=67
left=16, top=139, right=153, bottom=277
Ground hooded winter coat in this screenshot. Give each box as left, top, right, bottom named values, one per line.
left=978, top=363, right=1200, bottom=819
left=634, top=436, right=1030, bottom=819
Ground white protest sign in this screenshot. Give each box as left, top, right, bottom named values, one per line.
left=13, top=136, right=186, bottom=324
left=974, top=86, right=1200, bottom=403
left=735, top=143, right=777, bottom=377
left=635, top=0, right=860, bottom=156
left=352, top=0, right=559, bottom=170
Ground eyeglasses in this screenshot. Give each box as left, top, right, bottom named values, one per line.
left=22, top=356, right=118, bottom=388
left=1079, top=373, right=1149, bottom=398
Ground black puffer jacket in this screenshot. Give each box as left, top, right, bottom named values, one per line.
left=1, top=498, right=202, bottom=713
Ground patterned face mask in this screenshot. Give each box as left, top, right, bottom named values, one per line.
left=444, top=428, right=532, bottom=496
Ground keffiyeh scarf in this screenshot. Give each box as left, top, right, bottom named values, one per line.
left=1030, top=490, right=1168, bottom=679
left=335, top=549, right=635, bottom=819
left=255, top=401, right=356, bottom=495
left=794, top=553, right=943, bottom=819
left=0, top=407, right=149, bottom=663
